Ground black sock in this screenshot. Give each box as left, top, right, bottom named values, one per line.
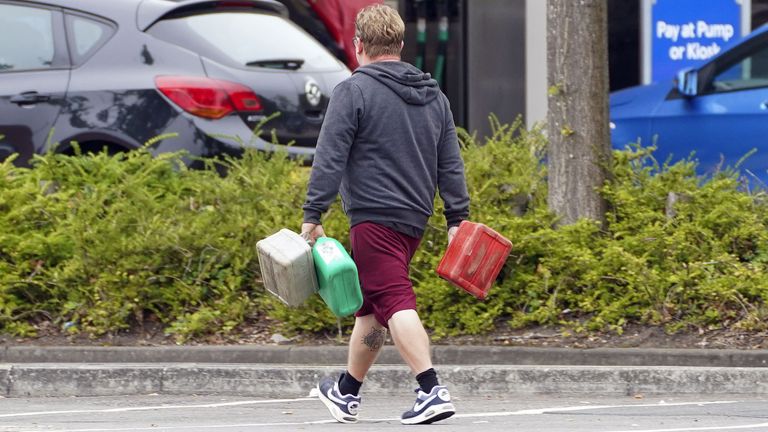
left=416, top=368, right=439, bottom=394
left=338, top=371, right=363, bottom=396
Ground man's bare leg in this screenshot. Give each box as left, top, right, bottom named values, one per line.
left=388, top=309, right=455, bottom=425
left=347, top=314, right=387, bottom=381
left=387, top=309, right=432, bottom=374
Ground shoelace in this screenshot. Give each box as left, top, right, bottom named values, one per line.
left=413, top=387, right=431, bottom=401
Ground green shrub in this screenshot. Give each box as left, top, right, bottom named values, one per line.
left=1, top=121, right=768, bottom=342
left=0, top=145, right=311, bottom=340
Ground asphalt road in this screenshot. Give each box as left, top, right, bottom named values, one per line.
left=1, top=393, right=767, bottom=432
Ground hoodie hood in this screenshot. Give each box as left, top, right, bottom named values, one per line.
left=354, top=61, right=440, bottom=105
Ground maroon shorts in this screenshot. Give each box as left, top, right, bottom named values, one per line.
left=350, top=222, right=422, bottom=328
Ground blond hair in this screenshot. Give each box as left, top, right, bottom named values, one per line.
left=355, top=4, right=404, bottom=58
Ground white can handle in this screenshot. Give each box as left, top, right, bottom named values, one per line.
left=300, top=231, right=313, bottom=245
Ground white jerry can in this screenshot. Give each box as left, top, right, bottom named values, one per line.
left=256, top=229, right=318, bottom=307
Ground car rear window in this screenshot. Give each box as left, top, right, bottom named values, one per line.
left=66, top=14, right=116, bottom=66
left=148, top=11, right=343, bottom=72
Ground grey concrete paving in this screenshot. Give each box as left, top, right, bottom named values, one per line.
left=4, top=364, right=768, bottom=398
left=3, top=345, right=768, bottom=398
left=3, top=345, right=768, bottom=367
left=1, top=394, right=767, bottom=432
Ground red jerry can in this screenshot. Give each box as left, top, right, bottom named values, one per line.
left=437, top=221, right=513, bottom=300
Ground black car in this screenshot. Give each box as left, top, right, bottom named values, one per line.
left=0, top=0, right=350, bottom=166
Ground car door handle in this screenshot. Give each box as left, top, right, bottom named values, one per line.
left=10, top=91, right=51, bottom=105
left=761, top=101, right=768, bottom=110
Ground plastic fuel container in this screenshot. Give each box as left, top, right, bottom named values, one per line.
left=312, top=237, right=363, bottom=317
left=437, top=221, right=513, bottom=300
left=256, top=229, right=318, bottom=307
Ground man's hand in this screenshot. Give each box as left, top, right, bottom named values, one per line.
left=448, top=226, right=459, bottom=245
left=301, top=223, right=326, bottom=245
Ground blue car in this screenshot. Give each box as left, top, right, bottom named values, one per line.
left=610, top=25, right=768, bottom=184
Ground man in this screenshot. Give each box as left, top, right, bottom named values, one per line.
left=301, top=3, right=469, bottom=426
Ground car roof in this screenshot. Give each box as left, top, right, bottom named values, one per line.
left=19, top=0, right=140, bottom=19
left=18, top=0, right=287, bottom=30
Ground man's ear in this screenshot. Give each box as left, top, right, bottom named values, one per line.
left=356, top=41, right=364, bottom=55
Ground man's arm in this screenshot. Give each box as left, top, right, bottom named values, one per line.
left=302, top=81, right=363, bottom=230
left=437, top=97, right=470, bottom=232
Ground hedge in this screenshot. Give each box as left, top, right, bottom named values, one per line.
left=1, top=121, right=767, bottom=341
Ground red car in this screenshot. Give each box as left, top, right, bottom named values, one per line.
left=278, top=0, right=383, bottom=70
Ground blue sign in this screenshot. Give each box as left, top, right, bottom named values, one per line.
left=648, top=0, right=744, bottom=83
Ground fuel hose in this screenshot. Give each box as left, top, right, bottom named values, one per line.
left=434, top=0, right=449, bottom=87
left=415, top=0, right=427, bottom=71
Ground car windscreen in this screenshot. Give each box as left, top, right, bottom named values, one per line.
left=148, top=11, right=343, bottom=72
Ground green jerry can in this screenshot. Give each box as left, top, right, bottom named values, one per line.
left=312, top=237, right=363, bottom=317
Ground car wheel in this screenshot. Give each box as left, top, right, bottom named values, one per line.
left=61, top=141, right=126, bottom=157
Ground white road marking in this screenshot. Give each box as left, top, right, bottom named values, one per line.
left=0, top=398, right=316, bottom=419
left=7, top=421, right=339, bottom=432
left=1, top=400, right=741, bottom=432
left=450, top=400, right=738, bottom=418
left=604, top=424, right=768, bottom=432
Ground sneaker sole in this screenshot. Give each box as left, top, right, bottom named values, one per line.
left=401, top=403, right=456, bottom=425
left=317, top=384, right=359, bottom=424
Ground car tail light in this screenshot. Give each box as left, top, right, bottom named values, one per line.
left=155, top=76, right=262, bottom=119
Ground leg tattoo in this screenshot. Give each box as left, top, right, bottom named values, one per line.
left=362, top=327, right=385, bottom=351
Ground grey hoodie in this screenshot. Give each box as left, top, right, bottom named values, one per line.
left=303, top=61, right=469, bottom=237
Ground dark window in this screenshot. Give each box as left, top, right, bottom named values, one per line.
left=0, top=4, right=56, bottom=71
left=705, top=35, right=768, bottom=93
left=608, top=0, right=641, bottom=91
left=65, top=13, right=115, bottom=66
left=753, top=0, right=768, bottom=29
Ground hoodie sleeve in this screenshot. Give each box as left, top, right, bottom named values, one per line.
left=437, top=96, right=470, bottom=228
left=303, top=81, right=363, bottom=224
